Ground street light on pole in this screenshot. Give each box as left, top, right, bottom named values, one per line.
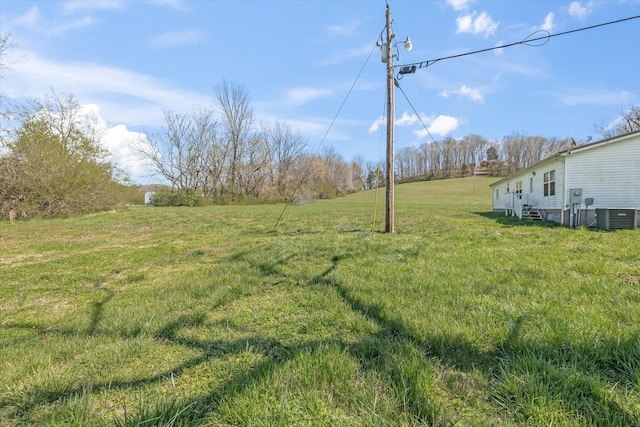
left=381, top=4, right=412, bottom=233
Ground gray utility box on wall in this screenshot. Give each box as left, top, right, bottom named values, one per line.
left=570, top=188, right=583, bottom=204
left=595, top=208, right=637, bottom=230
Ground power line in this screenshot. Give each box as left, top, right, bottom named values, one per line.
left=399, top=15, right=640, bottom=70
left=395, top=83, right=439, bottom=147
left=392, top=14, right=640, bottom=150
left=273, top=29, right=382, bottom=230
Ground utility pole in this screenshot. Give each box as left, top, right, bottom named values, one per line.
left=385, top=4, right=395, bottom=233
left=381, top=5, right=412, bottom=233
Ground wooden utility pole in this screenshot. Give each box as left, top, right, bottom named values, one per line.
left=385, top=5, right=395, bottom=233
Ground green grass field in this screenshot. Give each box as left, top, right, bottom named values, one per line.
left=1, top=177, right=639, bottom=426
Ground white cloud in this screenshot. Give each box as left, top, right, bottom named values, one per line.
left=440, top=85, right=484, bottom=103
left=456, top=14, right=473, bottom=33
left=62, top=1, right=124, bottom=13
left=50, top=16, right=97, bottom=35
left=3, top=49, right=211, bottom=127
left=493, top=40, right=505, bottom=55
left=369, top=112, right=460, bottom=137
left=568, top=2, right=591, bottom=20
left=284, top=117, right=332, bottom=136
left=74, top=104, right=155, bottom=182
left=150, top=0, right=189, bottom=11
left=13, top=5, right=40, bottom=26
left=447, top=0, right=473, bottom=11
left=102, top=124, right=155, bottom=181
left=456, top=11, right=499, bottom=37
left=149, top=29, right=206, bottom=48
left=321, top=44, right=375, bottom=66
left=415, top=115, right=459, bottom=137
left=368, top=111, right=421, bottom=133
left=533, top=12, right=555, bottom=32
left=559, top=88, right=636, bottom=106
left=395, top=111, right=418, bottom=126
left=325, top=20, right=365, bottom=37
left=285, top=87, right=332, bottom=106
left=368, top=116, right=385, bottom=133
left=8, top=4, right=97, bottom=36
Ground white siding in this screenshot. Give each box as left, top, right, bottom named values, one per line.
left=490, top=132, right=640, bottom=223
left=493, top=179, right=521, bottom=211
left=529, top=159, right=565, bottom=210
left=565, top=135, right=640, bottom=209
left=491, top=158, right=566, bottom=211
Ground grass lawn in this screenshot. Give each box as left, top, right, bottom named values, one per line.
left=1, top=176, right=638, bottom=426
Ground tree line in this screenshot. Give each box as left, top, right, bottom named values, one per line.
left=140, top=81, right=639, bottom=203
left=136, top=81, right=370, bottom=205
left=2, top=32, right=639, bottom=218
left=394, top=105, right=640, bottom=183
left=394, top=134, right=577, bottom=182
left=1, top=85, right=638, bottom=218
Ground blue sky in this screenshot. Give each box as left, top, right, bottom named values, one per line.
left=1, top=0, right=639, bottom=183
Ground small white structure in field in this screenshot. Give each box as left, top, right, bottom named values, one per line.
left=144, top=191, right=155, bottom=205
left=490, top=130, right=640, bottom=228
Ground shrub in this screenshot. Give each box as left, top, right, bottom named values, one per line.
left=151, top=188, right=209, bottom=207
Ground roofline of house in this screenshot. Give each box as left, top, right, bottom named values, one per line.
left=489, top=129, right=640, bottom=188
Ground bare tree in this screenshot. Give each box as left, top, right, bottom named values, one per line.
left=350, top=154, right=366, bottom=191
left=136, top=107, right=218, bottom=192
left=320, top=146, right=354, bottom=196
left=619, top=106, right=640, bottom=134
left=215, top=80, right=254, bottom=200
left=267, top=120, right=307, bottom=199
left=545, top=137, right=572, bottom=157
left=426, top=141, right=442, bottom=178
left=501, top=134, right=529, bottom=173
left=287, top=154, right=323, bottom=203
left=463, top=134, right=488, bottom=170
left=363, top=160, right=382, bottom=190
left=0, top=33, right=15, bottom=99
left=439, top=137, right=457, bottom=178
left=395, top=146, right=410, bottom=182
left=595, top=105, right=640, bottom=139
left=236, top=133, right=271, bottom=199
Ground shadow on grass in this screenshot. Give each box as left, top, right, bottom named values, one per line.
left=474, top=211, right=560, bottom=228
left=3, top=251, right=639, bottom=425
left=325, top=257, right=638, bottom=424
left=87, top=289, right=114, bottom=336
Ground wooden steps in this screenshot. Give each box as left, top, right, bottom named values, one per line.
left=521, top=205, right=543, bottom=220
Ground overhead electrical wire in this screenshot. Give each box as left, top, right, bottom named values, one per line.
left=371, top=71, right=390, bottom=233
left=274, top=14, right=640, bottom=230
left=273, top=28, right=384, bottom=230
left=398, top=15, right=640, bottom=70
left=396, top=83, right=440, bottom=146
left=393, top=14, right=640, bottom=149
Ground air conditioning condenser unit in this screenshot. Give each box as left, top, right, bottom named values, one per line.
left=595, top=208, right=637, bottom=230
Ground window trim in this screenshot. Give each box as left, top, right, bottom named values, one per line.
left=543, top=170, right=556, bottom=197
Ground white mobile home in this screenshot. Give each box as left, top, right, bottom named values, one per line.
left=490, top=130, right=640, bottom=228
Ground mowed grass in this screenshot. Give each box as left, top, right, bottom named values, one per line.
left=1, top=176, right=639, bottom=426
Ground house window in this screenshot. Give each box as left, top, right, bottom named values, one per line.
left=515, top=181, right=523, bottom=194
left=530, top=177, right=534, bottom=193
left=544, top=170, right=555, bottom=196
left=495, top=189, right=499, bottom=200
